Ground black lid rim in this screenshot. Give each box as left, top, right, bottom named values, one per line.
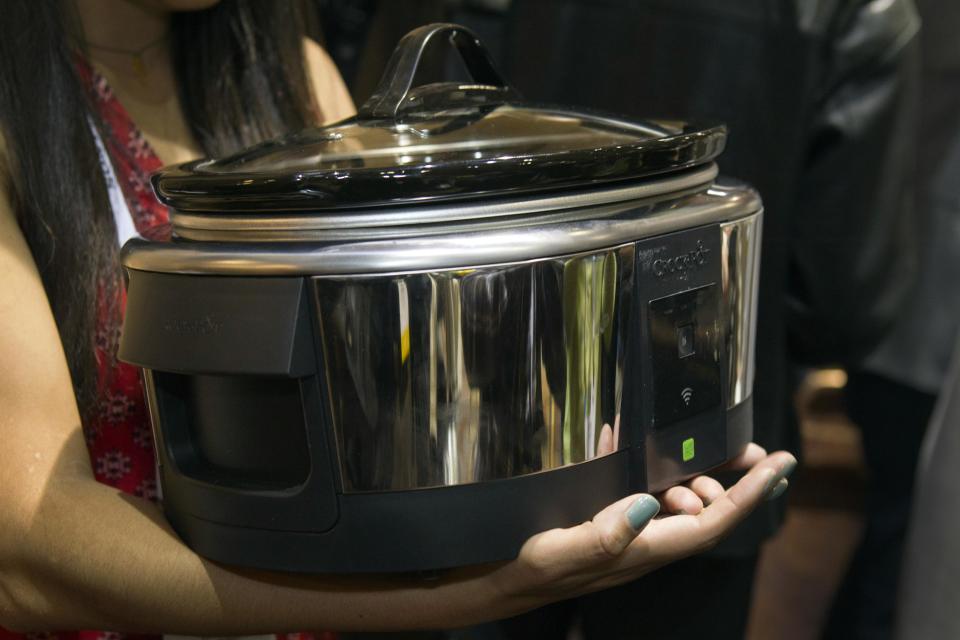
left=153, top=119, right=727, bottom=213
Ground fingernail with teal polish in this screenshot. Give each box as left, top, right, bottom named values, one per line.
left=763, top=469, right=779, bottom=494
left=626, top=496, right=660, bottom=532
left=765, top=478, right=789, bottom=502
left=765, top=458, right=798, bottom=494
left=781, top=457, right=798, bottom=479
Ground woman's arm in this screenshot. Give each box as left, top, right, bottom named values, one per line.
left=0, top=174, right=495, bottom=632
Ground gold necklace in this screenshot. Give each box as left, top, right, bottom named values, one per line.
left=81, top=32, right=170, bottom=77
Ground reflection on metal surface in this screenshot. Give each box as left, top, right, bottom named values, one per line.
left=314, top=247, right=634, bottom=492
left=721, top=212, right=762, bottom=408
left=122, top=180, right=761, bottom=276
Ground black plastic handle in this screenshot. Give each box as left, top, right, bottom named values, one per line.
left=358, top=23, right=520, bottom=121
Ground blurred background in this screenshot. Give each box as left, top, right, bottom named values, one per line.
left=309, top=1, right=960, bottom=639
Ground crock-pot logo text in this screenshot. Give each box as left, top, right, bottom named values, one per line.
left=162, top=315, right=223, bottom=336
left=653, top=241, right=710, bottom=279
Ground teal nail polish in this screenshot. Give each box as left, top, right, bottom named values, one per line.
left=626, top=496, right=660, bottom=532
left=765, top=478, right=789, bottom=501
left=763, top=470, right=779, bottom=494
left=764, top=458, right=798, bottom=494
left=781, top=458, right=797, bottom=479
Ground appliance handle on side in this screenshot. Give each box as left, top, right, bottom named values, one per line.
left=121, top=272, right=341, bottom=532
left=358, top=22, right=521, bottom=121
left=119, top=272, right=316, bottom=377
left=144, top=371, right=342, bottom=533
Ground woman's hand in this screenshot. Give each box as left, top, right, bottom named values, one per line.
left=483, top=444, right=795, bottom=614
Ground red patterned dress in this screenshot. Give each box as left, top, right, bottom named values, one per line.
left=0, top=59, right=334, bottom=640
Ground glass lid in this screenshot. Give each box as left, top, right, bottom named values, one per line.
left=153, top=23, right=726, bottom=213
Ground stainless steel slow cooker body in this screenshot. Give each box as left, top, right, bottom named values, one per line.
left=118, top=23, right=762, bottom=572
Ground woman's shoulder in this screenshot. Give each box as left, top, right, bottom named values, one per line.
left=303, top=37, right=356, bottom=124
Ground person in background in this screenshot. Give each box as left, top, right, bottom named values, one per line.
left=892, top=5, right=960, bottom=637
left=491, top=0, right=919, bottom=638
left=895, top=333, right=960, bottom=637
left=827, top=0, right=960, bottom=637
left=0, top=0, right=794, bottom=637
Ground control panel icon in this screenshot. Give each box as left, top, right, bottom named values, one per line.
left=648, top=283, right=721, bottom=428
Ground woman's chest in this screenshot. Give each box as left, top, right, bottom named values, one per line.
left=94, top=63, right=202, bottom=166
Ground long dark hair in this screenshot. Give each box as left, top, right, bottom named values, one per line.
left=0, top=0, right=319, bottom=418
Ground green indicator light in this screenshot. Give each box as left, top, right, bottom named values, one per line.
left=682, top=438, right=695, bottom=462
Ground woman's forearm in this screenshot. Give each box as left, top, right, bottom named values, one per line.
left=7, top=461, right=511, bottom=633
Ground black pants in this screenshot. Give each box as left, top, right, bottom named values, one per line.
left=823, top=371, right=935, bottom=640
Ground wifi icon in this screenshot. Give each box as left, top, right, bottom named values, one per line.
left=681, top=387, right=694, bottom=406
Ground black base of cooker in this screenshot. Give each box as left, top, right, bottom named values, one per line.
left=167, top=449, right=629, bottom=574
left=164, top=399, right=751, bottom=574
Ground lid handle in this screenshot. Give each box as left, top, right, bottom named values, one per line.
left=358, top=23, right=520, bottom=121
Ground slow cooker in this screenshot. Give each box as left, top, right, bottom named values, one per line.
left=119, top=23, right=762, bottom=573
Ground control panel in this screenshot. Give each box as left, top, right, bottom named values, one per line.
left=648, top=284, right=722, bottom=428
left=630, top=223, right=727, bottom=491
